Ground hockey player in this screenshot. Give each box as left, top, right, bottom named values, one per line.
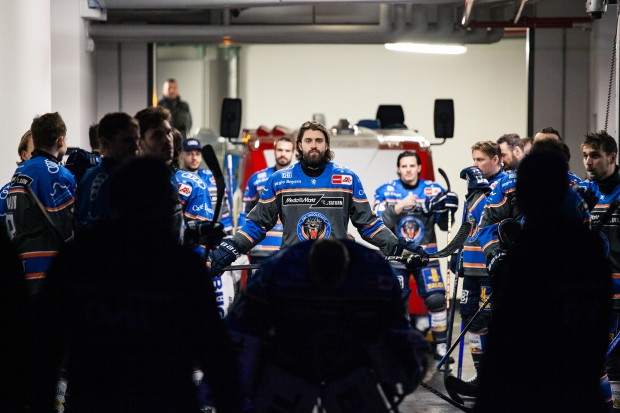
left=226, top=238, right=428, bottom=412
left=496, top=133, right=524, bottom=171
left=75, top=112, right=139, bottom=232
left=0, top=130, right=33, bottom=230
left=457, top=141, right=507, bottom=385
left=373, top=150, right=459, bottom=360
left=179, top=137, right=234, bottom=234
left=38, top=157, right=241, bottom=413
left=207, top=120, right=429, bottom=277
left=581, top=130, right=620, bottom=409
left=238, top=136, right=295, bottom=265
left=475, top=149, right=611, bottom=413
left=5, top=112, right=75, bottom=296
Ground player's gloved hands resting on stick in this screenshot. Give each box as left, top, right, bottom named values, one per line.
left=185, top=220, right=225, bottom=250
left=391, top=237, right=429, bottom=271
left=207, top=239, right=241, bottom=277
left=422, top=191, right=459, bottom=214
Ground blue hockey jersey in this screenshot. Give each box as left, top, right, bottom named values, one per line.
left=5, top=152, right=76, bottom=294
left=238, top=166, right=284, bottom=257
left=175, top=169, right=214, bottom=256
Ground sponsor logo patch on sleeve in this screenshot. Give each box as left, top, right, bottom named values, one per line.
left=424, top=186, right=441, bottom=196
left=332, top=174, right=353, bottom=185
left=179, top=183, right=192, bottom=196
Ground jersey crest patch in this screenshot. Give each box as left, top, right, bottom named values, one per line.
left=332, top=174, right=353, bottom=185
left=397, top=216, right=425, bottom=242
left=297, top=212, right=332, bottom=241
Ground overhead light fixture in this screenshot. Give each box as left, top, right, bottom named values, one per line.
left=384, top=43, right=467, bottom=55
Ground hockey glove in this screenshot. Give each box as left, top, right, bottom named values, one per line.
left=572, top=182, right=600, bottom=211
left=460, top=166, right=490, bottom=191
left=422, top=191, right=459, bottom=214
left=185, top=220, right=225, bottom=250
left=448, top=252, right=460, bottom=274
left=207, top=239, right=241, bottom=277
left=486, top=249, right=507, bottom=277
left=392, top=237, right=430, bottom=271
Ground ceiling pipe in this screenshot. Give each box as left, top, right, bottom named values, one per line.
left=90, top=3, right=503, bottom=44
left=98, top=0, right=471, bottom=9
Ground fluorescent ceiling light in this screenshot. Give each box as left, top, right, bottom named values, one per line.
left=385, top=43, right=467, bottom=55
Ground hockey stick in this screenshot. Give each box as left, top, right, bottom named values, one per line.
left=438, top=168, right=454, bottom=310
left=443, top=259, right=461, bottom=381
left=607, top=330, right=620, bottom=358
left=25, top=185, right=69, bottom=243
left=222, top=263, right=261, bottom=271
left=418, top=382, right=472, bottom=412
left=201, top=144, right=225, bottom=222
left=436, top=291, right=493, bottom=370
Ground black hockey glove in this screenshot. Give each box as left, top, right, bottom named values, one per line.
left=65, top=148, right=100, bottom=182
left=185, top=220, right=225, bottom=250
left=448, top=252, right=460, bottom=274
left=460, top=166, right=490, bottom=192
left=391, top=237, right=430, bottom=271
left=207, top=239, right=241, bottom=277
left=572, top=183, right=599, bottom=211
left=422, top=191, right=459, bottom=214
left=486, top=249, right=507, bottom=277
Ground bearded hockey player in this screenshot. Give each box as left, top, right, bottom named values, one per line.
left=207, top=121, right=429, bottom=277
left=373, top=150, right=458, bottom=361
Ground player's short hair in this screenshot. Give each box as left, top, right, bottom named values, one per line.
left=497, top=133, right=523, bottom=150
left=98, top=113, right=138, bottom=142
left=396, top=150, right=421, bottom=168
left=538, top=126, right=562, bottom=141
left=134, top=107, right=171, bottom=139
left=581, top=130, right=618, bottom=156
left=31, top=112, right=67, bottom=150
left=471, top=141, right=500, bottom=160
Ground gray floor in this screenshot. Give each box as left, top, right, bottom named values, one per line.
left=400, top=314, right=476, bottom=413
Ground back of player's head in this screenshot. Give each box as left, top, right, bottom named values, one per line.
left=517, top=150, right=568, bottom=221
left=98, top=112, right=138, bottom=142
left=308, top=238, right=350, bottom=289
left=134, top=106, right=171, bottom=138
left=397, top=150, right=421, bottom=167
left=109, top=157, right=177, bottom=226
left=530, top=139, right=570, bottom=162
left=581, top=130, right=618, bottom=156
left=31, top=112, right=67, bottom=150
left=295, top=120, right=334, bottom=162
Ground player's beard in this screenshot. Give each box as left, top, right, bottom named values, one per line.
left=276, top=156, right=291, bottom=168
left=302, top=148, right=326, bottom=167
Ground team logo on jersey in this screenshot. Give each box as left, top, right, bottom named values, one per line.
left=397, top=216, right=424, bottom=242
left=178, top=183, right=192, bottom=196
left=311, top=179, right=317, bottom=185
left=332, top=174, right=353, bottom=185
left=209, top=177, right=216, bottom=185
left=424, top=186, right=441, bottom=197
left=297, top=212, right=331, bottom=241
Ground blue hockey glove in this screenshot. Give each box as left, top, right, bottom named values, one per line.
left=486, top=249, right=507, bottom=277
left=207, top=239, right=241, bottom=277
left=460, top=166, right=490, bottom=191
left=422, top=191, right=459, bottom=214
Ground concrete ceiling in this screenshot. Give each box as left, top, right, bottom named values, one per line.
left=89, top=0, right=593, bottom=44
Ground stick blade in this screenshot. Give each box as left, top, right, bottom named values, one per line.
left=429, top=221, right=472, bottom=258
left=201, top=144, right=225, bottom=220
